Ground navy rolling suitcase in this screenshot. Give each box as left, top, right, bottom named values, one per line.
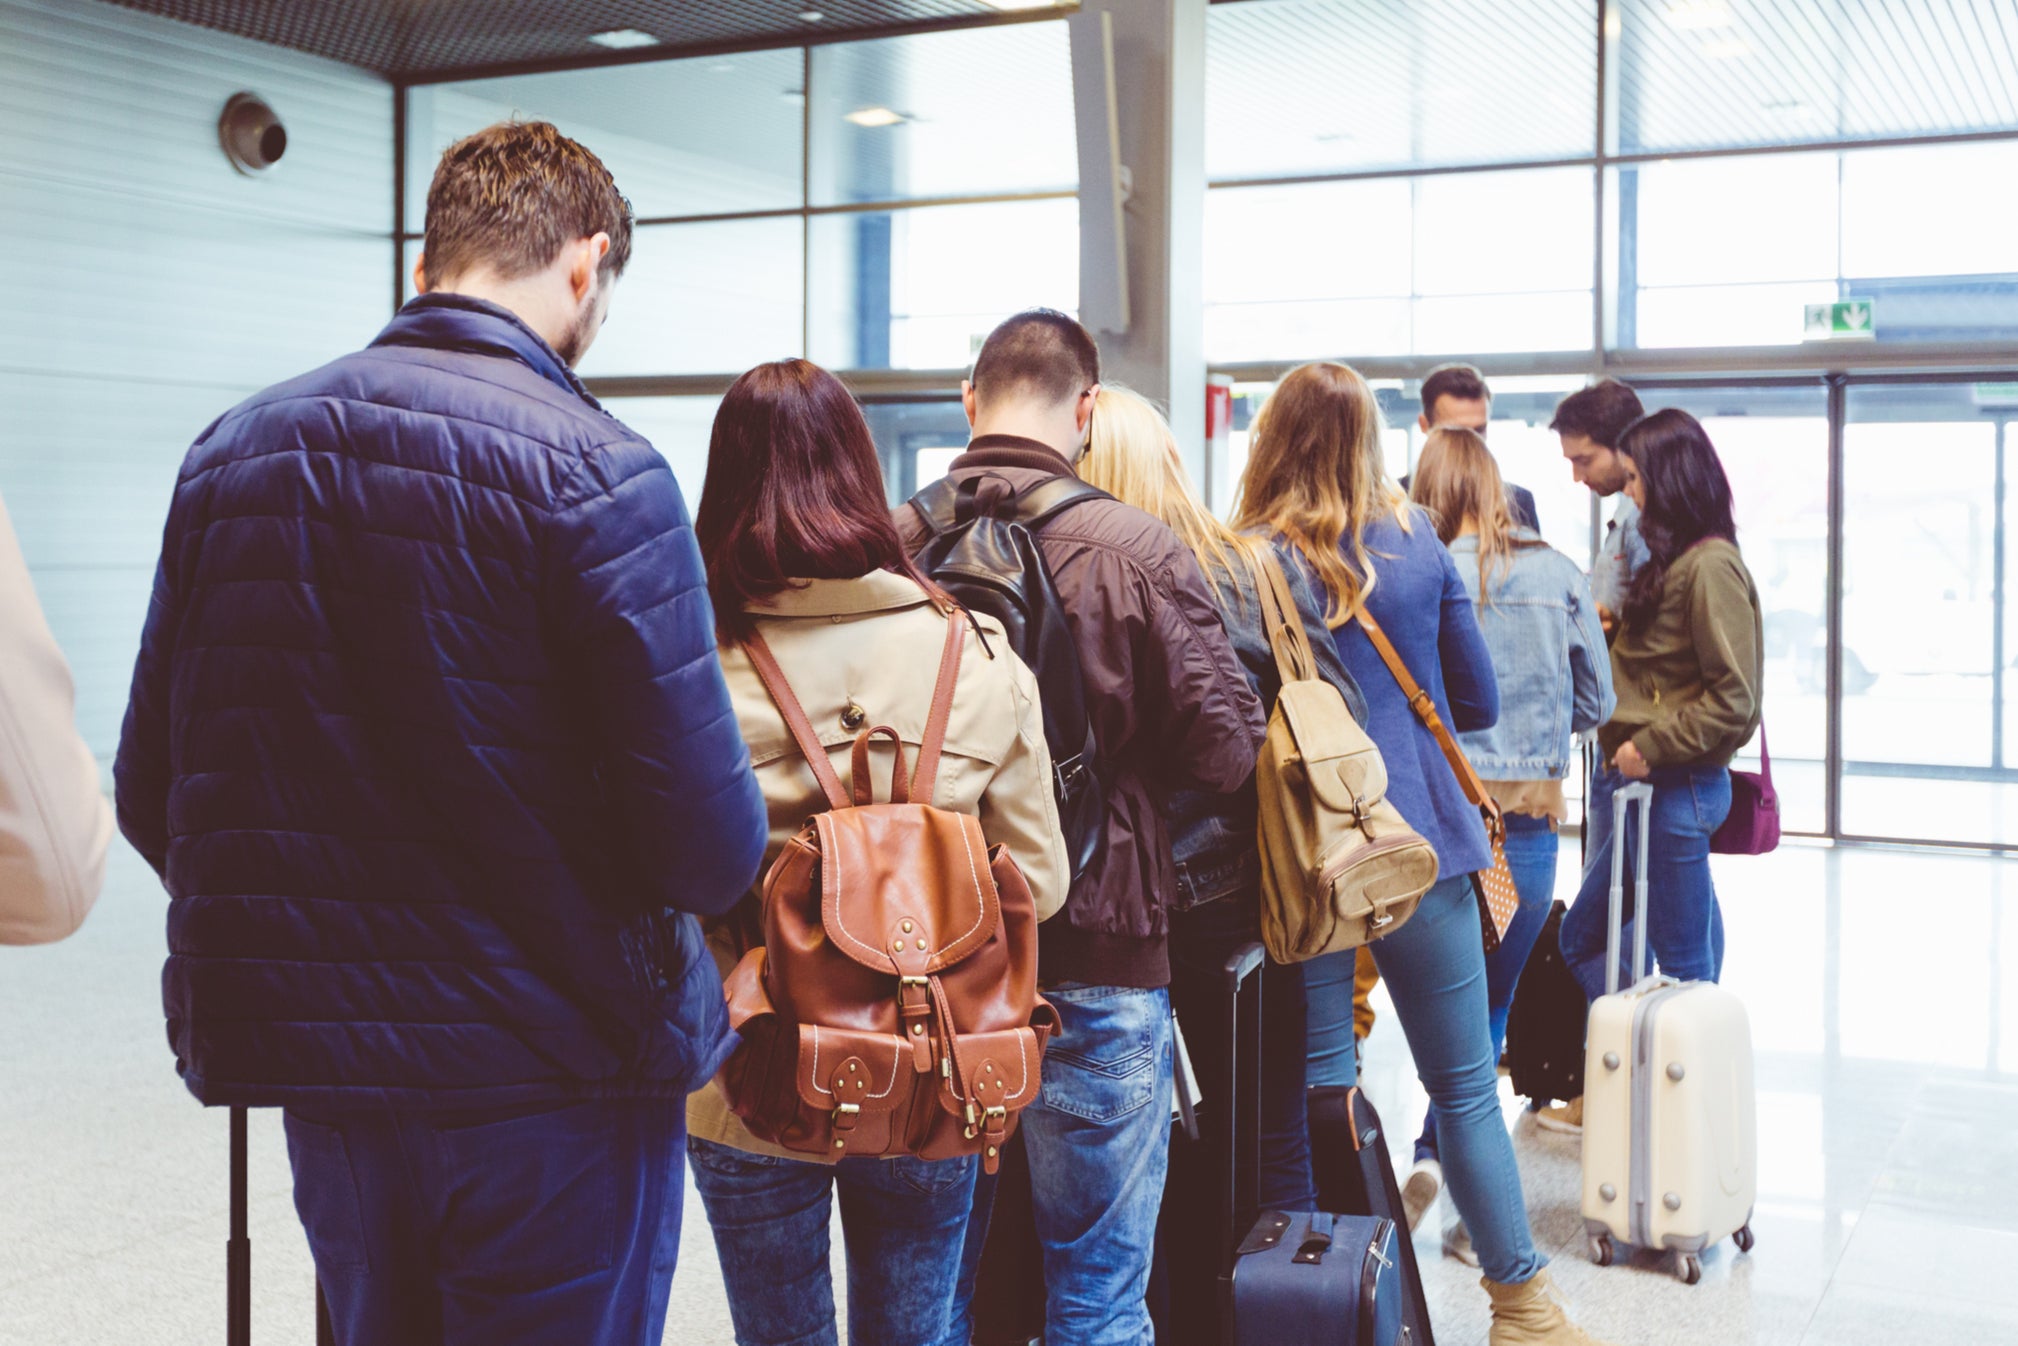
left=1307, top=1085, right=1434, bottom=1346
left=1220, top=944, right=1404, bottom=1346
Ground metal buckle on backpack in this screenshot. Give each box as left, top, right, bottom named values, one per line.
left=900, top=975, right=930, bottom=986
left=832, top=1102, right=861, bottom=1130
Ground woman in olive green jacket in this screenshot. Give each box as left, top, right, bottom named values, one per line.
left=1551, top=409, right=1762, bottom=1126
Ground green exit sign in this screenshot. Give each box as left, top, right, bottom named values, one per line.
left=1804, top=300, right=1876, bottom=340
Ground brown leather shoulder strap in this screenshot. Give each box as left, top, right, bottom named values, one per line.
left=906, top=609, right=967, bottom=806
left=743, top=630, right=850, bottom=812
left=1354, top=608, right=1495, bottom=815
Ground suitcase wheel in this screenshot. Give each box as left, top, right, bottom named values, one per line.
left=1588, top=1234, right=1614, bottom=1267
left=1675, top=1252, right=1702, bottom=1286
left=1733, top=1224, right=1755, bottom=1254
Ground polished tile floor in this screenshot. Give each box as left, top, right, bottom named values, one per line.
left=3, top=838, right=2014, bottom=1344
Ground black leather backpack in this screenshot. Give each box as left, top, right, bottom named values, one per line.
left=908, top=473, right=1109, bottom=882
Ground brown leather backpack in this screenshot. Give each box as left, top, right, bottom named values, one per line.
left=718, top=612, right=1057, bottom=1174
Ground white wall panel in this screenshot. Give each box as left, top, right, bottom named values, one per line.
left=0, top=0, right=392, bottom=758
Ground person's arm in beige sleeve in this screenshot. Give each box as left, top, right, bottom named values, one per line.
left=978, top=650, right=1070, bottom=922
left=1632, top=552, right=1761, bottom=768
left=0, top=494, right=114, bottom=945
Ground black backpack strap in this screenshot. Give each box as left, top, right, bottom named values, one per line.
left=908, top=472, right=1109, bottom=534
left=1013, top=475, right=1111, bottom=529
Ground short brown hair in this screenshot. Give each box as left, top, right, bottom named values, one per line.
left=1550, top=378, right=1644, bottom=447
left=1419, top=364, right=1491, bottom=416
left=422, top=121, right=634, bottom=290
left=970, top=309, right=1101, bottom=409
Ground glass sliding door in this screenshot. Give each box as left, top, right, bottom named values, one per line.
left=1840, top=379, right=2015, bottom=845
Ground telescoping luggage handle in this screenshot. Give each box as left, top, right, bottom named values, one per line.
left=228, top=1106, right=336, bottom=1346
left=1605, top=783, right=1656, bottom=996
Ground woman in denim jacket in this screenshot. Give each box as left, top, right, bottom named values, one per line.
left=1401, top=428, right=1615, bottom=1262
left=1078, top=387, right=1365, bottom=1345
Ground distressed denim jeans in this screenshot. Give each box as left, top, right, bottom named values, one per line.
left=687, top=1137, right=977, bottom=1346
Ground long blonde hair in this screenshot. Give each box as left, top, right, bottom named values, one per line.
left=1081, top=386, right=1270, bottom=608
left=1231, top=362, right=1408, bottom=628
left=1410, top=426, right=1543, bottom=607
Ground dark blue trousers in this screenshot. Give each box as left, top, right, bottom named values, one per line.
left=284, top=1098, right=686, bottom=1346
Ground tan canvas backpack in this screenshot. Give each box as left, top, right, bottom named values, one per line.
left=1252, top=557, right=1439, bottom=963
left=717, top=613, right=1057, bottom=1174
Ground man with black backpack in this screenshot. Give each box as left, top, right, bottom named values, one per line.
left=898, top=310, right=1265, bottom=1345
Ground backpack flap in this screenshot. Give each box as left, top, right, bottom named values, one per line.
left=814, top=807, right=1000, bottom=979
left=1275, top=680, right=1390, bottom=814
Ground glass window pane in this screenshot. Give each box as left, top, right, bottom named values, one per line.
left=1613, top=0, right=2018, bottom=156
left=600, top=396, right=723, bottom=506
left=809, top=198, right=1076, bottom=371
left=578, top=219, right=802, bottom=379
left=404, top=53, right=805, bottom=227
left=1841, top=383, right=2007, bottom=843
left=809, top=23, right=1075, bottom=206
left=861, top=400, right=975, bottom=503
left=1207, top=0, right=1598, bottom=180
left=1207, top=169, right=1594, bottom=360
left=1621, top=143, right=2018, bottom=347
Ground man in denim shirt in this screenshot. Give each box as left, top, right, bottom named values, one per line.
left=1552, top=379, right=1650, bottom=628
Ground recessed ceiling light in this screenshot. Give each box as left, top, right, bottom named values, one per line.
left=844, top=105, right=906, bottom=127
left=1701, top=36, right=1751, bottom=58
left=798, top=9, right=825, bottom=20
left=1663, top=0, right=1733, bottom=30
left=1314, top=131, right=1356, bottom=143
left=587, top=27, right=659, bottom=49
left=981, top=0, right=1063, bottom=10
left=708, top=61, right=736, bottom=74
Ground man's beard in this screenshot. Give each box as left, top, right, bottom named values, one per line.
left=553, top=295, right=600, bottom=368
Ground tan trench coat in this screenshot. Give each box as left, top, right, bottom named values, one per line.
left=688, top=569, right=1068, bottom=1157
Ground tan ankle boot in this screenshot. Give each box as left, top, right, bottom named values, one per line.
left=1482, top=1269, right=1612, bottom=1346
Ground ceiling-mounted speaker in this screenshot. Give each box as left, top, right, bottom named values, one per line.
left=219, top=93, right=286, bottom=174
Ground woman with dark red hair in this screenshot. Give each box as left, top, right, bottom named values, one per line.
left=685, top=358, right=1068, bottom=1346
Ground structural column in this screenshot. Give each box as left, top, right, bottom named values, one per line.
left=1070, top=0, right=1209, bottom=483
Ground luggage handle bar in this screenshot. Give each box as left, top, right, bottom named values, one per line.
left=1221, top=943, right=1267, bottom=1277
left=1606, top=783, right=1655, bottom=996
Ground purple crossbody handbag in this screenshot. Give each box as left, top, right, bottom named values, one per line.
left=1711, top=724, right=1780, bottom=855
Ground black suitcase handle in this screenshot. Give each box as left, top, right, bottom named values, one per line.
left=228, top=1105, right=336, bottom=1345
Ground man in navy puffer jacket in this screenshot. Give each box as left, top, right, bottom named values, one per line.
left=114, top=121, right=767, bottom=1345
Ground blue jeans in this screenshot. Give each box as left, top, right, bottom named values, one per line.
left=1562, top=764, right=1730, bottom=1000
left=1416, top=814, right=1558, bottom=1163
left=1305, top=875, right=1547, bottom=1286
left=284, top=1098, right=685, bottom=1346
left=954, top=983, right=1173, bottom=1346
left=687, top=1137, right=977, bottom=1346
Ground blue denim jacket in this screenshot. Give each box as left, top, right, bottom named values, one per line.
left=1166, top=546, right=1368, bottom=911
left=1447, top=530, right=1615, bottom=780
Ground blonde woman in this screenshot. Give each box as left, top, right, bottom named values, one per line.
left=1401, top=428, right=1614, bottom=1259
left=1080, top=386, right=1365, bottom=1344
left=1235, top=364, right=1611, bottom=1346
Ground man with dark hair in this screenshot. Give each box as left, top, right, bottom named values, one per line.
left=1409, top=363, right=1540, bottom=530
left=116, top=121, right=767, bottom=1344
left=898, top=309, right=1264, bottom=1344
left=1551, top=377, right=1649, bottom=631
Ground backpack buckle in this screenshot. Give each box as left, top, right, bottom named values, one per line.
left=832, top=1102, right=861, bottom=1129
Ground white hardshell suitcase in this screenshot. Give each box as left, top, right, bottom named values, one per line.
left=1580, top=783, right=1757, bottom=1285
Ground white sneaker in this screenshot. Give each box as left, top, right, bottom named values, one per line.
left=1402, top=1157, right=1442, bottom=1232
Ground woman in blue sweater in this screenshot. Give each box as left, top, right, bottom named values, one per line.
left=1235, top=362, right=1610, bottom=1346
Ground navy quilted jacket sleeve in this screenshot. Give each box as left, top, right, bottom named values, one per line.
left=543, top=441, right=766, bottom=918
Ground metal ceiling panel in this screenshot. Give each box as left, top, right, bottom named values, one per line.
left=1206, top=0, right=1600, bottom=181
left=96, top=0, right=1072, bottom=81
left=1615, top=0, right=2018, bottom=154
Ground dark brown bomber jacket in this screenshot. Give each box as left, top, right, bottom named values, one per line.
left=896, top=435, right=1265, bottom=988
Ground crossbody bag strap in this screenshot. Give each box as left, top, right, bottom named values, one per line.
left=1354, top=608, right=1500, bottom=824
left=1254, top=552, right=1319, bottom=689
left=744, top=630, right=851, bottom=812
left=907, top=609, right=967, bottom=806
